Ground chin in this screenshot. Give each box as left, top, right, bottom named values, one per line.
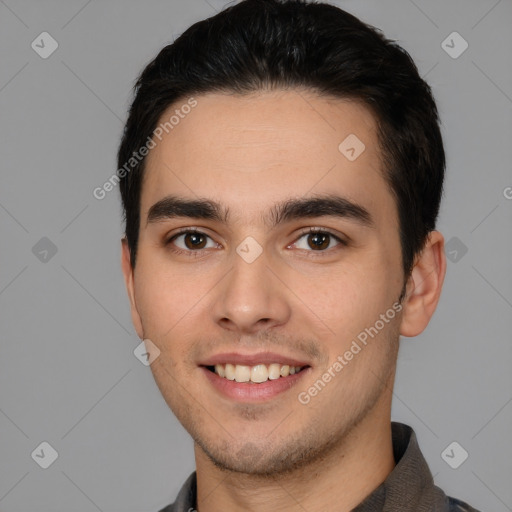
left=196, top=432, right=328, bottom=478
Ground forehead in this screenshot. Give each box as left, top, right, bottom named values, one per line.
left=141, top=90, right=391, bottom=226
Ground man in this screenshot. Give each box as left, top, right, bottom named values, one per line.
left=118, top=0, right=480, bottom=510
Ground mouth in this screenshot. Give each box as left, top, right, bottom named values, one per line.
left=204, top=363, right=309, bottom=383
left=199, top=354, right=312, bottom=402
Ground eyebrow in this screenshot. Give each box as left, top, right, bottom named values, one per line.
left=146, top=193, right=374, bottom=229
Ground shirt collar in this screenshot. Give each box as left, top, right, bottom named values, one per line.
left=353, top=422, right=448, bottom=511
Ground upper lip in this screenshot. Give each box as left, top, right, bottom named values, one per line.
left=200, top=351, right=310, bottom=367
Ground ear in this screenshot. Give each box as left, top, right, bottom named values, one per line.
left=399, top=230, right=447, bottom=337
left=121, top=237, right=144, bottom=339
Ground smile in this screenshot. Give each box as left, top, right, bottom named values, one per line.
left=202, top=363, right=311, bottom=402
left=208, top=363, right=307, bottom=383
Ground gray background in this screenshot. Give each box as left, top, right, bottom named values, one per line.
left=0, top=0, right=511, bottom=511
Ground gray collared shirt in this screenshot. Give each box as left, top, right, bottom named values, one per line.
left=158, top=422, right=481, bottom=512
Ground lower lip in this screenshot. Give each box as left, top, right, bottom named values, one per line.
left=201, top=366, right=311, bottom=402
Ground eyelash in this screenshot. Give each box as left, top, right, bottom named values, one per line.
left=164, top=227, right=347, bottom=258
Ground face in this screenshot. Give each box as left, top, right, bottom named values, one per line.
left=122, top=90, right=408, bottom=475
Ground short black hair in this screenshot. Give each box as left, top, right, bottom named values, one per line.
left=117, top=0, right=445, bottom=277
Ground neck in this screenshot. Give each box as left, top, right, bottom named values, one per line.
left=194, top=400, right=395, bottom=512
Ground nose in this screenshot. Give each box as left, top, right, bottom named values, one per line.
left=211, top=247, right=292, bottom=335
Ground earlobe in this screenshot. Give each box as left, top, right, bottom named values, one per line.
left=399, top=231, right=447, bottom=338
left=121, top=237, right=144, bottom=339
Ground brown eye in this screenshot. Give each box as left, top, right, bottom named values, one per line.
left=307, top=232, right=330, bottom=250
left=293, top=229, right=344, bottom=252
left=168, top=230, right=217, bottom=252
left=183, top=232, right=207, bottom=249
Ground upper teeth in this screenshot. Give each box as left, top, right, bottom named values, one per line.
left=214, top=363, right=304, bottom=383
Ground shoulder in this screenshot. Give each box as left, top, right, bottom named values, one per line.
left=157, top=472, right=197, bottom=512
left=447, top=496, right=482, bottom=512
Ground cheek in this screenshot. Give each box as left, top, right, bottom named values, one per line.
left=289, top=251, right=399, bottom=345
left=133, top=262, right=193, bottom=337
left=133, top=255, right=220, bottom=362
